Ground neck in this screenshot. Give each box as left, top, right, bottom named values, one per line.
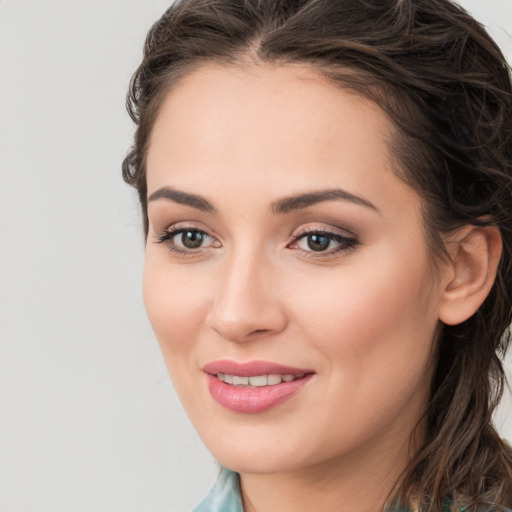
left=239, top=432, right=418, bottom=512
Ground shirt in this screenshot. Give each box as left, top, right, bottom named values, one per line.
left=192, top=466, right=244, bottom=512
left=190, top=467, right=499, bottom=512
left=190, top=467, right=411, bottom=512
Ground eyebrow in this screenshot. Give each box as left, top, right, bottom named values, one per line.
left=271, top=188, right=379, bottom=214
left=147, top=186, right=378, bottom=215
left=147, top=187, right=216, bottom=212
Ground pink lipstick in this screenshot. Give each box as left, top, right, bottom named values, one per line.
left=203, top=360, right=315, bottom=413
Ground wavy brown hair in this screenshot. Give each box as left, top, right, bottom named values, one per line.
left=122, top=0, right=512, bottom=510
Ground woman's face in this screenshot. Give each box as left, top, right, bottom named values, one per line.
left=144, top=63, right=449, bottom=475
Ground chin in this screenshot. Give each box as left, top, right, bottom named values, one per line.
left=213, top=449, right=303, bottom=475
left=198, top=425, right=330, bottom=476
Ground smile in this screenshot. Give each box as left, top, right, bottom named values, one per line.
left=203, top=360, right=315, bottom=413
left=215, top=373, right=304, bottom=387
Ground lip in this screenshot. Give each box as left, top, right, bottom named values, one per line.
left=203, top=359, right=313, bottom=377
left=203, top=360, right=315, bottom=414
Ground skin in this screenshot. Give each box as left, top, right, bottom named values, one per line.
left=142, top=63, right=499, bottom=512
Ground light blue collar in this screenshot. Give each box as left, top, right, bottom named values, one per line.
left=191, top=466, right=490, bottom=512
left=192, top=466, right=244, bottom=512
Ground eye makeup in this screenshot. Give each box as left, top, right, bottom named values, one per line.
left=153, top=220, right=360, bottom=260
left=288, top=229, right=359, bottom=258
left=154, top=223, right=220, bottom=257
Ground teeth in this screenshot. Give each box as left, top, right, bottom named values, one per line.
left=216, top=373, right=303, bottom=387
left=249, top=375, right=268, bottom=387
left=267, top=374, right=282, bottom=385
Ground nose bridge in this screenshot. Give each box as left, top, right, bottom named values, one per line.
left=207, top=240, right=285, bottom=342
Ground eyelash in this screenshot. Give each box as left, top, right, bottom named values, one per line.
left=154, top=226, right=359, bottom=258
left=155, top=227, right=217, bottom=257
left=290, top=229, right=359, bottom=258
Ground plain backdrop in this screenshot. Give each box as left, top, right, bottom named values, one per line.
left=0, top=1, right=511, bottom=511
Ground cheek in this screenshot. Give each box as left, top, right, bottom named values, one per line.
left=286, top=248, right=439, bottom=381
left=142, top=252, right=211, bottom=366
left=273, top=253, right=439, bottom=457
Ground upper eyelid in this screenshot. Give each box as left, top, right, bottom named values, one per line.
left=291, top=223, right=357, bottom=239
left=293, top=231, right=352, bottom=242
left=158, top=225, right=215, bottom=241
left=155, top=221, right=215, bottom=238
left=162, top=220, right=208, bottom=230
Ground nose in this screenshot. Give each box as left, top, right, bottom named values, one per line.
left=205, top=249, right=287, bottom=343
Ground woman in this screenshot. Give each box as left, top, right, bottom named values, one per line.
left=122, top=0, right=512, bottom=510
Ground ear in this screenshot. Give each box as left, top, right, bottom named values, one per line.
left=438, top=225, right=502, bottom=326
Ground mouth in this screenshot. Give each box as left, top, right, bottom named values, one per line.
left=214, top=372, right=308, bottom=387
left=203, top=360, right=315, bottom=413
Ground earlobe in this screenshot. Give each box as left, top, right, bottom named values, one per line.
left=438, top=225, right=502, bottom=326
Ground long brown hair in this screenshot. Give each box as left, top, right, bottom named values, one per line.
left=122, top=1, right=512, bottom=509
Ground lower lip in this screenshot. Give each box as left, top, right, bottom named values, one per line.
left=205, top=373, right=314, bottom=413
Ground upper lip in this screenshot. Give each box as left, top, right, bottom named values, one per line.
left=203, top=360, right=314, bottom=377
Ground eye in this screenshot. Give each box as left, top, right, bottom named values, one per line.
left=290, top=229, right=358, bottom=257
left=174, top=229, right=211, bottom=249
left=155, top=226, right=219, bottom=254
left=300, top=233, right=334, bottom=252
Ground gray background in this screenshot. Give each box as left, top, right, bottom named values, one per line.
left=0, top=1, right=511, bottom=511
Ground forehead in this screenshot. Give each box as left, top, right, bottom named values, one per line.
left=147, top=63, right=395, bottom=173
left=146, top=62, right=418, bottom=218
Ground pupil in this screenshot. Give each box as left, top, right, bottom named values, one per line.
left=182, top=230, right=204, bottom=249
left=307, top=234, right=330, bottom=251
